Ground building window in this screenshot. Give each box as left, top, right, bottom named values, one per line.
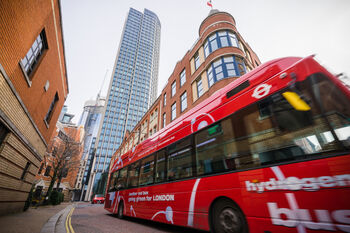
left=244, top=49, right=252, bottom=64
left=204, top=30, right=240, bottom=57
left=163, top=93, right=166, bottom=106
left=44, top=166, right=51, bottom=176
left=20, top=162, right=31, bottom=180
left=180, top=69, right=186, bottom=86
left=207, top=56, right=246, bottom=87
left=44, top=92, right=59, bottom=125
left=62, top=168, right=68, bottom=178
left=0, top=121, right=9, bottom=146
left=20, top=29, right=48, bottom=80
left=171, top=103, right=176, bottom=121
left=38, top=163, right=44, bottom=174
left=163, top=113, right=166, bottom=128
left=228, top=32, right=239, bottom=47
left=52, top=147, right=58, bottom=157
left=171, top=81, right=176, bottom=97
left=194, top=52, right=200, bottom=70
left=197, top=79, right=203, bottom=98
left=180, top=92, right=187, bottom=112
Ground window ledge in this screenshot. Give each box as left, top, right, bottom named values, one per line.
left=19, top=62, right=32, bottom=87
left=44, top=119, right=49, bottom=129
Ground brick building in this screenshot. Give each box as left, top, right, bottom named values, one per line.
left=35, top=122, right=84, bottom=202
left=110, top=10, right=260, bottom=169
left=0, top=0, right=68, bottom=214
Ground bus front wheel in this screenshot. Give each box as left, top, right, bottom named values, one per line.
left=211, top=199, right=248, bottom=233
left=117, top=202, right=124, bottom=219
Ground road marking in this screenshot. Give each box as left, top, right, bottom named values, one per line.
left=65, top=207, right=75, bottom=233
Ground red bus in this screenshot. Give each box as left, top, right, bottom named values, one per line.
left=104, top=56, right=350, bottom=233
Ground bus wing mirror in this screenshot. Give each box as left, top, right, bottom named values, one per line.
left=282, top=91, right=311, bottom=111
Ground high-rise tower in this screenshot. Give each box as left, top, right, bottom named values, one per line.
left=87, top=8, right=161, bottom=199
left=77, top=97, right=105, bottom=201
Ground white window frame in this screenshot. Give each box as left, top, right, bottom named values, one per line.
left=171, top=81, right=176, bottom=97
left=171, top=103, right=176, bottom=121
left=180, top=69, right=186, bottom=86
left=180, top=92, right=187, bottom=112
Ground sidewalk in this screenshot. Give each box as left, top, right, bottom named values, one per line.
left=0, top=202, right=71, bottom=233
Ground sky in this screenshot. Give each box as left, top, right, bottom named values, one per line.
left=61, top=0, right=350, bottom=122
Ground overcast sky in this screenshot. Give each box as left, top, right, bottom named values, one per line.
left=61, top=0, right=350, bottom=122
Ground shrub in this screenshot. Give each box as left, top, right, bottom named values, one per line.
left=50, top=190, right=60, bottom=205
left=58, top=192, right=64, bottom=203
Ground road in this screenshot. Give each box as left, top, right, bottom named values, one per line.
left=71, top=203, right=208, bottom=233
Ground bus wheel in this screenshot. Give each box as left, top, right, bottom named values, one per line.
left=117, top=202, right=124, bottom=219
left=211, top=199, right=247, bottom=233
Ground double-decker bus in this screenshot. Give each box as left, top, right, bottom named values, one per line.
left=104, top=56, right=350, bottom=233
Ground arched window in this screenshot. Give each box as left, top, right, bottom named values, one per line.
left=207, top=56, right=246, bottom=87
left=204, top=30, right=240, bottom=57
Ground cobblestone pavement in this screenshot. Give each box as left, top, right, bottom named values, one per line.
left=71, top=203, right=208, bottom=233
left=0, top=202, right=70, bottom=233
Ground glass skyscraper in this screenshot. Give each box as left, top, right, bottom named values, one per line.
left=86, top=8, right=161, bottom=199
left=77, top=97, right=105, bottom=201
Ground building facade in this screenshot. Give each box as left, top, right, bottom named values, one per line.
left=0, top=0, right=68, bottom=214
left=76, top=97, right=105, bottom=201
left=112, top=10, right=260, bottom=166
left=87, top=8, right=161, bottom=200
left=35, top=121, right=84, bottom=202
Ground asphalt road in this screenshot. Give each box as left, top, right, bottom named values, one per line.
left=71, top=203, right=208, bottom=233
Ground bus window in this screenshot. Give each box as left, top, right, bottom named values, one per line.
left=271, top=93, right=313, bottom=132
left=155, top=150, right=166, bottom=183
left=115, top=167, right=127, bottom=190
left=108, top=170, right=119, bottom=192
left=127, top=162, right=140, bottom=188
left=195, top=121, right=237, bottom=175
left=168, top=147, right=192, bottom=180
left=237, top=76, right=345, bottom=166
left=310, top=73, right=350, bottom=147
left=194, top=76, right=347, bottom=173
left=168, top=136, right=191, bottom=154
left=139, top=154, right=155, bottom=186
left=168, top=137, right=193, bottom=181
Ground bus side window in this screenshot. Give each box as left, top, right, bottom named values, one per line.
left=167, top=137, right=193, bottom=181
left=108, top=170, right=119, bottom=192
left=195, top=120, right=237, bottom=176
left=236, top=76, right=343, bottom=166
left=116, top=167, right=127, bottom=190
left=127, top=162, right=140, bottom=188
left=139, top=154, right=155, bottom=186
left=310, top=73, right=350, bottom=147
left=155, top=150, right=166, bottom=183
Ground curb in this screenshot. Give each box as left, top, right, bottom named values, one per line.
left=40, top=204, right=74, bottom=233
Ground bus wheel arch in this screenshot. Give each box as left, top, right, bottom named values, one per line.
left=209, top=197, right=248, bottom=233
left=117, top=201, right=124, bottom=219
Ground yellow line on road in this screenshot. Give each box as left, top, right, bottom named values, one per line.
left=65, top=207, right=75, bottom=233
